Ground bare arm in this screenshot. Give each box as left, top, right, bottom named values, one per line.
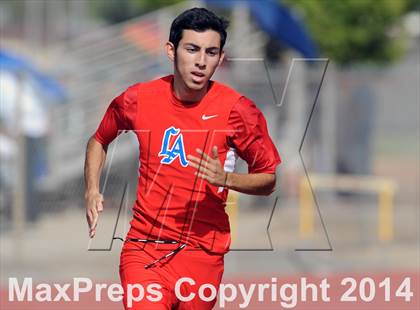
left=187, top=146, right=277, bottom=196
left=225, top=172, right=276, bottom=196
left=84, top=136, right=107, bottom=238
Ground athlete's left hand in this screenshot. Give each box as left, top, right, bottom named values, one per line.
left=187, top=146, right=228, bottom=187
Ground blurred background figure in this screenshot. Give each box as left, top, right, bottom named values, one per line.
left=0, top=50, right=66, bottom=224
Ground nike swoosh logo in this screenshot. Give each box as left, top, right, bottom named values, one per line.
left=202, top=114, right=218, bottom=120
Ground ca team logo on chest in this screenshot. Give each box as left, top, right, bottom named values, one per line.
left=158, top=126, right=188, bottom=167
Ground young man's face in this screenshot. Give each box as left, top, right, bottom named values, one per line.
left=167, top=29, right=225, bottom=91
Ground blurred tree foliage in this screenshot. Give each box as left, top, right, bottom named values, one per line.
left=89, top=0, right=184, bottom=23
left=282, top=0, right=417, bottom=65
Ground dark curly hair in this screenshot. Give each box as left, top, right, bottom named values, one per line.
left=169, top=7, right=229, bottom=52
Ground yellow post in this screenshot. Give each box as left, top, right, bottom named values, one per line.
left=299, top=178, right=314, bottom=238
left=378, top=183, right=394, bottom=242
left=226, top=190, right=239, bottom=244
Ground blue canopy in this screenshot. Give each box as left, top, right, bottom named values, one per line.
left=205, top=0, right=318, bottom=58
left=0, top=49, right=67, bottom=102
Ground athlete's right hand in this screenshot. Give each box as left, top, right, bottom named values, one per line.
left=85, top=191, right=104, bottom=238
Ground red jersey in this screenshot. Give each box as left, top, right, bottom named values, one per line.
left=94, top=75, right=281, bottom=254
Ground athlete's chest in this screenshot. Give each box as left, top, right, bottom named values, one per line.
left=132, top=97, right=234, bottom=168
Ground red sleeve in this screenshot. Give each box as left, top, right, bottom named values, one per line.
left=94, top=85, right=138, bottom=146
left=227, top=97, right=281, bottom=174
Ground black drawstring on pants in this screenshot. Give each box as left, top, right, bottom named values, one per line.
left=114, top=237, right=187, bottom=269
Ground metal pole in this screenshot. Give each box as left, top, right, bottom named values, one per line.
left=13, top=71, right=26, bottom=264
left=378, top=182, right=394, bottom=242
left=299, top=178, right=313, bottom=238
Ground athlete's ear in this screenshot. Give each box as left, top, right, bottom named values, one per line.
left=166, top=41, right=175, bottom=62
left=218, top=50, right=225, bottom=67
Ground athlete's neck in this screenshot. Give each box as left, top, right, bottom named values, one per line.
left=172, top=75, right=209, bottom=104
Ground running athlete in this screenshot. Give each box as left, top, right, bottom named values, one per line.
left=84, top=8, right=281, bottom=310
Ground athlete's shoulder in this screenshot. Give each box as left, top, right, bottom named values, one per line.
left=229, top=96, right=264, bottom=125
left=123, top=75, right=171, bottom=93
left=234, top=96, right=258, bottom=109
left=212, top=80, right=243, bottom=100
left=124, top=82, right=141, bottom=96
left=136, top=75, right=172, bottom=91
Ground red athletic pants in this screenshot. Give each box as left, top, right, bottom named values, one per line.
left=119, top=240, right=224, bottom=309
